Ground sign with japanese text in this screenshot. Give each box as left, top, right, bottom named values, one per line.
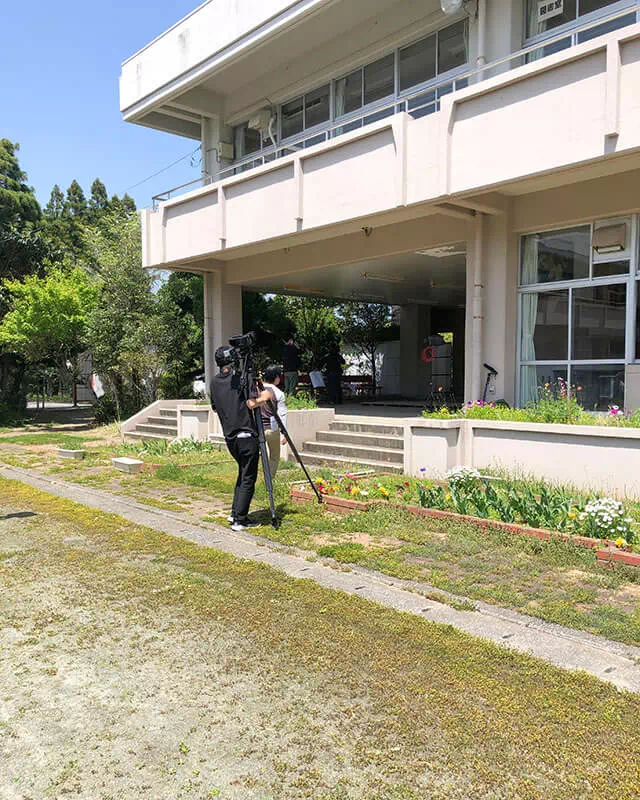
left=537, top=0, right=564, bottom=23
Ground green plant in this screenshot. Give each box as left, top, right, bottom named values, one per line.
left=580, top=499, right=636, bottom=544
left=286, top=391, right=318, bottom=410
left=417, top=484, right=448, bottom=510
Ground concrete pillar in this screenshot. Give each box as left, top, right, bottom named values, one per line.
left=400, top=304, right=430, bottom=399
left=464, top=207, right=518, bottom=404
left=203, top=271, right=243, bottom=391
left=201, top=116, right=233, bottom=181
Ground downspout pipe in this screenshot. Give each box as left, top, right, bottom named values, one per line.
left=471, top=213, right=485, bottom=402
left=476, top=0, right=487, bottom=76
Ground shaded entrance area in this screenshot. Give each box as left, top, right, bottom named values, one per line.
left=242, top=244, right=467, bottom=404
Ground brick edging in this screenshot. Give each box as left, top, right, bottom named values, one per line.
left=290, top=488, right=640, bottom=567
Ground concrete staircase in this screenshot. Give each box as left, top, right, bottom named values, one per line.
left=124, top=407, right=178, bottom=442
left=300, top=417, right=405, bottom=474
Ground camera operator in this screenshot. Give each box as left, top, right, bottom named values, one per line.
left=210, top=346, right=272, bottom=532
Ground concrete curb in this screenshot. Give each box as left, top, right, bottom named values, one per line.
left=2, top=464, right=640, bottom=693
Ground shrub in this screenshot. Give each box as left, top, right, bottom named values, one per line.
left=445, top=466, right=481, bottom=492
left=287, top=391, right=318, bottom=410
left=580, top=499, right=636, bottom=544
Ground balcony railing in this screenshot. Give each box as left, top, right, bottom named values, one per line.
left=152, top=3, right=640, bottom=208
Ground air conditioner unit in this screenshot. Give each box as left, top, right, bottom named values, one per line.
left=248, top=108, right=272, bottom=133
left=216, top=141, right=234, bottom=161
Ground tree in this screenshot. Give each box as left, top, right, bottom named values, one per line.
left=85, top=211, right=152, bottom=418
left=89, top=179, right=108, bottom=217
left=44, top=185, right=65, bottom=219
left=0, top=266, right=98, bottom=382
left=0, top=139, right=40, bottom=227
left=271, top=296, right=338, bottom=370
left=64, top=180, right=87, bottom=217
left=337, top=302, right=394, bottom=394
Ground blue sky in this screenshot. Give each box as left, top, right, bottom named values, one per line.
left=2, top=0, right=202, bottom=210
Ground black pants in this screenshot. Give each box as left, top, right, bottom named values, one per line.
left=326, top=372, right=343, bottom=405
left=226, top=435, right=259, bottom=524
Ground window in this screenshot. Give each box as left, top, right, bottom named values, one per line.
left=364, top=55, right=395, bottom=105
left=526, top=0, right=637, bottom=44
left=305, top=85, right=330, bottom=129
left=335, top=69, right=363, bottom=117
left=281, top=96, right=304, bottom=140
left=521, top=226, right=590, bottom=285
left=521, top=289, right=569, bottom=361
left=399, top=35, right=436, bottom=92
left=572, top=284, right=626, bottom=360
left=438, top=20, right=469, bottom=74
left=518, top=218, right=638, bottom=409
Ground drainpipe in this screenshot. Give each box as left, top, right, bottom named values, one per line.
left=476, top=0, right=487, bottom=78
left=471, top=213, right=485, bottom=402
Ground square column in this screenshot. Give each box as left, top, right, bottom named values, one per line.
left=203, top=271, right=243, bottom=391
left=400, top=304, right=430, bottom=399
left=464, top=208, right=518, bottom=404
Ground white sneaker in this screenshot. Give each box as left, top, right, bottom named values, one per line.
left=228, top=514, right=234, bottom=523
left=231, top=520, right=263, bottom=532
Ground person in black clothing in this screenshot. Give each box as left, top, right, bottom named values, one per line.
left=282, top=337, right=299, bottom=396
left=210, top=346, right=272, bottom=532
left=323, top=340, right=345, bottom=406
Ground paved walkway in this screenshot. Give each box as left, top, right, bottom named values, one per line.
left=2, top=463, right=640, bottom=693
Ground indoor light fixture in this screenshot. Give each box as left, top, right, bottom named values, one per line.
left=283, top=286, right=324, bottom=294
left=415, top=245, right=466, bottom=258
left=361, top=272, right=405, bottom=284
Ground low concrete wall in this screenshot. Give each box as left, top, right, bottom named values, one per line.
left=282, top=409, right=335, bottom=462
left=404, top=418, right=640, bottom=498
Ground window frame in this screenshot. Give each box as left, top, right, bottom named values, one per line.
left=523, top=0, right=639, bottom=49
left=516, top=216, right=639, bottom=407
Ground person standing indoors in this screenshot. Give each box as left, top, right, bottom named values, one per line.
left=323, top=340, right=345, bottom=406
left=261, top=364, right=288, bottom=478
left=209, top=346, right=272, bottom=532
left=282, top=336, right=299, bottom=396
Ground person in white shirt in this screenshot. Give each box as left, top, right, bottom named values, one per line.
left=261, top=364, right=288, bottom=478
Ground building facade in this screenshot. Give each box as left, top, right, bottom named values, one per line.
left=121, top=0, right=640, bottom=409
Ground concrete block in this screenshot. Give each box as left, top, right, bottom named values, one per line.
left=112, top=457, right=144, bottom=474
left=57, top=448, right=86, bottom=460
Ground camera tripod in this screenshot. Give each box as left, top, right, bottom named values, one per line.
left=232, top=338, right=322, bottom=528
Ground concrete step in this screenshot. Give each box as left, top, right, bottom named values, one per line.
left=135, top=423, right=178, bottom=437
left=316, top=430, right=404, bottom=450
left=329, top=419, right=404, bottom=437
left=304, top=440, right=404, bottom=464
left=158, top=408, right=177, bottom=418
left=299, top=451, right=404, bottom=474
left=146, top=415, right=179, bottom=428
left=124, top=431, right=172, bottom=442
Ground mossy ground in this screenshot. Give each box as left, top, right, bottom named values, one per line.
left=1, top=432, right=640, bottom=647
left=1, top=478, right=640, bottom=799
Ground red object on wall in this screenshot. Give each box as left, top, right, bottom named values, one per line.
left=421, top=346, right=436, bottom=364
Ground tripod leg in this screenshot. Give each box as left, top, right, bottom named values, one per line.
left=272, top=411, right=323, bottom=504
left=254, top=410, right=279, bottom=528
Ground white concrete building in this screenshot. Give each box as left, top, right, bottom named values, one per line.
left=121, top=0, right=640, bottom=411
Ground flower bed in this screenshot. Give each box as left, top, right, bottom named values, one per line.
left=290, top=468, right=640, bottom=567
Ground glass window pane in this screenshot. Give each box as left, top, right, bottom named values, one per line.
left=521, top=226, right=590, bottom=285
left=520, top=366, right=568, bottom=406
left=364, top=55, right=395, bottom=105
left=526, top=0, right=576, bottom=38
left=399, top=35, right=436, bottom=91
left=577, top=12, right=636, bottom=42
left=305, top=85, right=330, bottom=129
left=572, top=365, right=625, bottom=412
left=438, top=20, right=469, bottom=74
left=579, top=0, right=622, bottom=16
left=527, top=36, right=572, bottom=61
left=593, top=259, right=630, bottom=279
left=234, top=124, right=261, bottom=159
left=335, top=70, right=362, bottom=117
left=572, top=284, right=626, bottom=360
left=281, top=96, right=304, bottom=140
left=522, top=290, right=569, bottom=361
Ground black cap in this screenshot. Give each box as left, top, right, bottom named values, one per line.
left=215, top=346, right=234, bottom=367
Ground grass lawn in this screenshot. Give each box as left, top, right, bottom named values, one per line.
left=1, top=434, right=640, bottom=647
left=1, top=478, right=640, bottom=800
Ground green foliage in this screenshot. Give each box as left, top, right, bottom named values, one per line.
left=44, top=185, right=65, bottom=220
left=0, top=267, right=98, bottom=368
left=271, top=296, right=339, bottom=370
left=64, top=179, right=87, bottom=218
left=0, top=139, right=40, bottom=227
left=285, top=390, right=318, bottom=410
left=336, top=301, right=394, bottom=392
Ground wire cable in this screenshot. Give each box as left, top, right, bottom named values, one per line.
left=124, top=146, right=201, bottom=192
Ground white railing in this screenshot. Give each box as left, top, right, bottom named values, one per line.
left=151, top=4, right=640, bottom=208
